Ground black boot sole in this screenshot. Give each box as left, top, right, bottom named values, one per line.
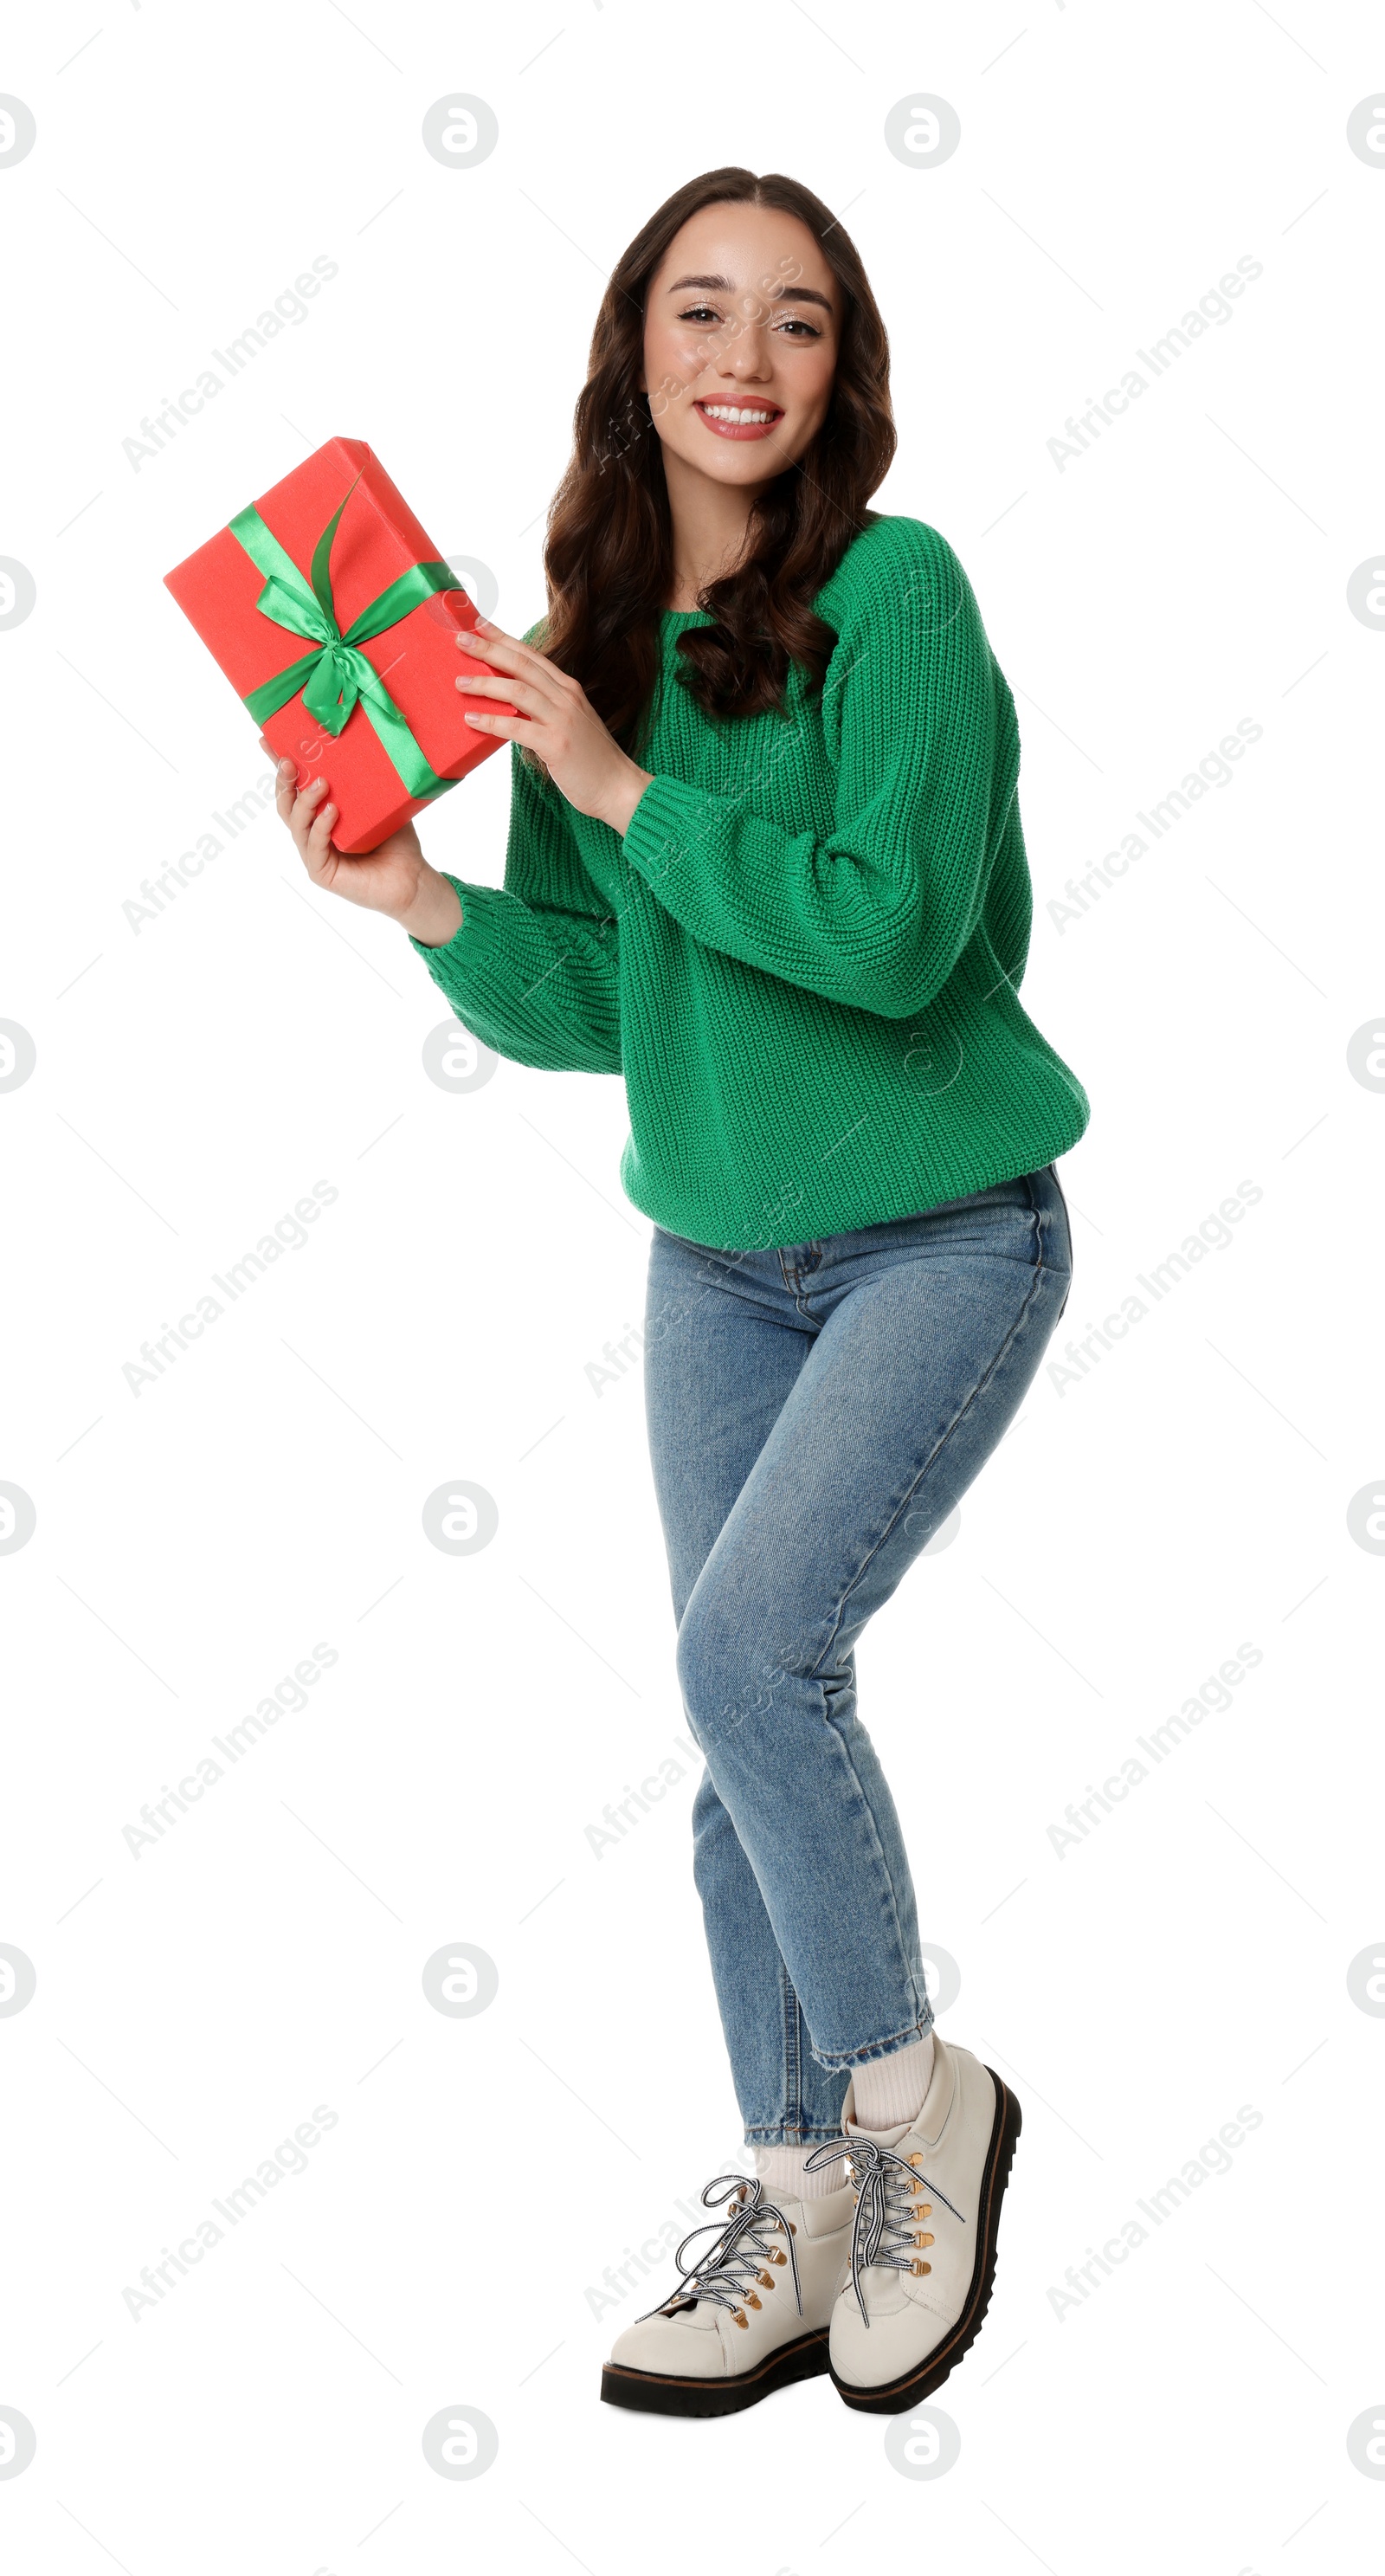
left=831, top=2069, right=1022, bottom=2416
left=600, top=2325, right=831, bottom=2417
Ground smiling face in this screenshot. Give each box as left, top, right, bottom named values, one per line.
left=637, top=201, right=842, bottom=495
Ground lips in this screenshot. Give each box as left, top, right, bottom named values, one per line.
left=693, top=399, right=783, bottom=442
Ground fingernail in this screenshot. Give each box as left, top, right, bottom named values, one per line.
left=312, top=778, right=325, bottom=791
left=323, top=804, right=336, bottom=819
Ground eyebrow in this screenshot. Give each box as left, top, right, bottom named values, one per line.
left=664, top=272, right=834, bottom=313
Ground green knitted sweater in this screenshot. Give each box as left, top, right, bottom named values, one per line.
left=411, top=512, right=1090, bottom=1250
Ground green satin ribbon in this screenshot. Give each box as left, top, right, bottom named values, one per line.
left=230, top=476, right=460, bottom=799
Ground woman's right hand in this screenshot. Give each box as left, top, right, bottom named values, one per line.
left=261, top=742, right=463, bottom=947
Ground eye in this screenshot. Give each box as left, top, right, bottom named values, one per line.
left=674, top=303, right=822, bottom=339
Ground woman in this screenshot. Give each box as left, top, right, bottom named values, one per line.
left=266, top=167, right=1088, bottom=2418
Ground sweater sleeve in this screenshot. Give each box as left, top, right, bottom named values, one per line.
left=410, top=738, right=622, bottom=1075
left=618, top=520, right=1018, bottom=1021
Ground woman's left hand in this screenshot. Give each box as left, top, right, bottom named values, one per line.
left=454, top=620, right=654, bottom=837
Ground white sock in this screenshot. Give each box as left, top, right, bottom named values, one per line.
left=753, top=2140, right=848, bottom=2202
left=851, top=2030, right=935, bottom=2134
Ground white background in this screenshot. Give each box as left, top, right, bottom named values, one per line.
left=3, top=3, right=1382, bottom=2569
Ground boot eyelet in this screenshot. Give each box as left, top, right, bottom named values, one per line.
left=767, top=2247, right=787, bottom=2264
left=744, top=2291, right=761, bottom=2309
left=914, top=2232, right=934, bottom=2249
left=730, top=2306, right=749, bottom=2327
left=757, top=2269, right=775, bottom=2289
left=909, top=2259, right=931, bottom=2276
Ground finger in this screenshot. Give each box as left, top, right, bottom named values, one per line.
left=293, top=775, right=328, bottom=817
left=461, top=710, right=541, bottom=745
left=457, top=619, right=544, bottom=674
left=307, top=796, right=338, bottom=859
left=459, top=624, right=568, bottom=719
left=290, top=774, right=330, bottom=852
left=454, top=670, right=546, bottom=713
left=272, top=756, right=298, bottom=821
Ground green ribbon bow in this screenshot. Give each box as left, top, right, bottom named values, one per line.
left=230, top=475, right=460, bottom=800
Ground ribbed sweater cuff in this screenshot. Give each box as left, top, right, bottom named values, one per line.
left=408, top=873, right=495, bottom=982
left=621, top=772, right=708, bottom=881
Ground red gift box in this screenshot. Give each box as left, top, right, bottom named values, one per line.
left=164, top=436, right=518, bottom=854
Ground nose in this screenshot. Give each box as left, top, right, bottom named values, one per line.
left=711, top=354, right=776, bottom=396
left=713, top=305, right=778, bottom=384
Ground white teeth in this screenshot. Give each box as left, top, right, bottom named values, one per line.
left=699, top=404, right=777, bottom=424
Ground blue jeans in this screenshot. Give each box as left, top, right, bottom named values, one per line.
left=641, top=1163, right=1073, bottom=2146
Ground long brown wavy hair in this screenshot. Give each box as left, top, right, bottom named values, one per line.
left=530, top=167, right=896, bottom=766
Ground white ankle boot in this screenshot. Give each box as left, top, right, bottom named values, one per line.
left=806, top=2037, right=1022, bottom=2413
left=601, top=2170, right=854, bottom=2417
